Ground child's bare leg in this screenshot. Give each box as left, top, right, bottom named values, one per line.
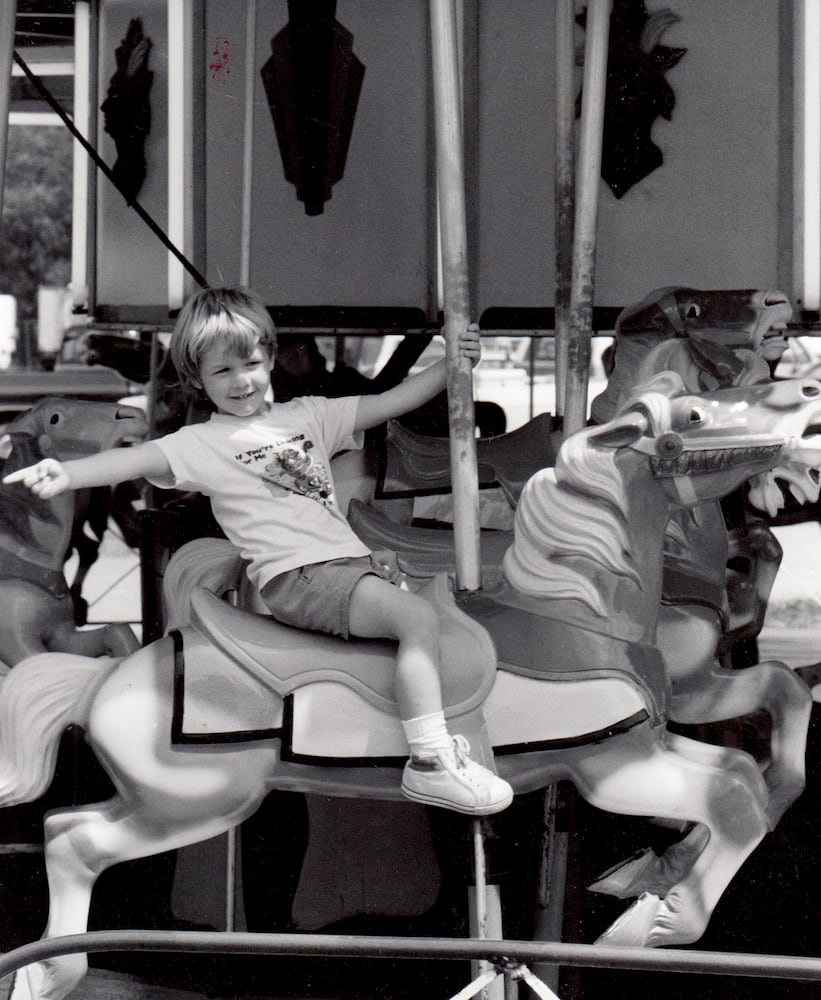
left=348, top=575, right=512, bottom=816
left=348, top=574, right=443, bottom=718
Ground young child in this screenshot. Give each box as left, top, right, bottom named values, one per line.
left=5, top=287, right=513, bottom=817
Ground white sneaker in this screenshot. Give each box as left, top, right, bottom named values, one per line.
left=401, top=735, right=513, bottom=815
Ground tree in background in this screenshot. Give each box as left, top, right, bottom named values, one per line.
left=1, top=125, right=72, bottom=320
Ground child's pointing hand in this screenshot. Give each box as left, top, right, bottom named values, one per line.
left=3, top=459, right=70, bottom=499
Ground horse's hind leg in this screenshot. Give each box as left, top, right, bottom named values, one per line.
left=11, top=793, right=257, bottom=1000
left=572, top=725, right=769, bottom=948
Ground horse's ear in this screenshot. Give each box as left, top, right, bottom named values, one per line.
left=632, top=370, right=685, bottom=398
left=0, top=434, right=11, bottom=460
left=587, top=410, right=649, bottom=449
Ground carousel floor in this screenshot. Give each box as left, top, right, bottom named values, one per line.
left=8, top=968, right=224, bottom=1000
left=1, top=967, right=328, bottom=1000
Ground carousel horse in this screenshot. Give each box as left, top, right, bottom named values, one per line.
left=348, top=287, right=811, bottom=838
left=0, top=397, right=146, bottom=668
left=587, top=286, right=814, bottom=850
left=3, top=374, right=821, bottom=999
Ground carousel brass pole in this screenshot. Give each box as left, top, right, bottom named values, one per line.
left=553, top=0, right=576, bottom=421
left=563, top=0, right=611, bottom=435
left=429, top=0, right=481, bottom=592
left=239, top=0, right=257, bottom=286
left=0, top=0, right=17, bottom=222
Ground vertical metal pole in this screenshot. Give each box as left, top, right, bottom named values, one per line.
left=228, top=0, right=259, bottom=934
left=553, top=0, right=576, bottom=420
left=563, top=0, right=611, bottom=435
left=429, top=0, right=481, bottom=592
left=469, top=819, right=504, bottom=1000
left=167, top=0, right=189, bottom=310
left=799, top=0, right=821, bottom=311
left=239, top=0, right=257, bottom=286
left=87, top=0, right=99, bottom=315
left=0, top=0, right=17, bottom=222
left=71, top=1, right=90, bottom=311
left=531, top=785, right=569, bottom=993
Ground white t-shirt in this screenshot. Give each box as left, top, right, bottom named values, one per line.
left=150, top=394, right=371, bottom=591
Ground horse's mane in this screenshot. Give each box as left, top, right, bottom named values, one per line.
left=503, top=393, right=671, bottom=617
left=0, top=435, right=60, bottom=546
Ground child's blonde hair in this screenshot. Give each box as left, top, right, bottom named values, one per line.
left=171, top=286, right=277, bottom=390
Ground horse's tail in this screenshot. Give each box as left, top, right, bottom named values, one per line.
left=163, top=537, right=246, bottom=629
left=0, top=653, right=116, bottom=805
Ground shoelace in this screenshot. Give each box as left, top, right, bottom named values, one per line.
left=451, top=733, right=471, bottom=768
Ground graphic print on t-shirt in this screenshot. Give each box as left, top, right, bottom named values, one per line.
left=260, top=436, right=333, bottom=505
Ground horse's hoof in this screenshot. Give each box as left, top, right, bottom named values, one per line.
left=589, top=824, right=710, bottom=900
left=7, top=964, right=44, bottom=1000
left=594, top=892, right=663, bottom=947
left=588, top=848, right=658, bottom=898
left=795, top=662, right=821, bottom=689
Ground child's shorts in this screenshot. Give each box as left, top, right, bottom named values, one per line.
left=259, top=555, right=395, bottom=639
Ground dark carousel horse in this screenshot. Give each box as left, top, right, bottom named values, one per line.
left=0, top=397, right=147, bottom=668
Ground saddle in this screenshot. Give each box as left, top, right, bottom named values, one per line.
left=377, top=412, right=560, bottom=502
left=349, top=499, right=726, bottom=633
left=172, top=576, right=498, bottom=754
left=456, top=584, right=670, bottom=724
left=348, top=498, right=513, bottom=577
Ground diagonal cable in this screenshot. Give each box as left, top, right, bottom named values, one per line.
left=13, top=49, right=208, bottom=290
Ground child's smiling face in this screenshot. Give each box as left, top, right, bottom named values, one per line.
left=196, top=340, right=273, bottom=417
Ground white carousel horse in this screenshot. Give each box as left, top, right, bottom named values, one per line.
left=589, top=286, right=813, bottom=842
left=3, top=372, right=821, bottom=1000
left=348, top=287, right=813, bottom=842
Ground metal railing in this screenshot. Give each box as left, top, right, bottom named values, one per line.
left=2, top=929, right=821, bottom=998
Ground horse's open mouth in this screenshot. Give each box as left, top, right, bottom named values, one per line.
left=651, top=443, right=783, bottom=477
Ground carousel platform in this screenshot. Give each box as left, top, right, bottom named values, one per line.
left=3, top=966, right=328, bottom=1000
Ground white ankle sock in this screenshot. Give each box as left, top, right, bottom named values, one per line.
left=402, top=711, right=451, bottom=760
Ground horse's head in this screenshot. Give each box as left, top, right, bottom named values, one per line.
left=598, top=372, right=821, bottom=511
left=617, top=287, right=793, bottom=357
left=592, top=287, right=794, bottom=422
left=505, top=373, right=821, bottom=622
left=5, top=397, right=148, bottom=463
left=0, top=399, right=149, bottom=550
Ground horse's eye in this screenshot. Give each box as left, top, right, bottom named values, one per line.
left=685, top=303, right=701, bottom=320
left=689, top=407, right=704, bottom=423
left=49, top=413, right=62, bottom=425
left=802, top=382, right=821, bottom=397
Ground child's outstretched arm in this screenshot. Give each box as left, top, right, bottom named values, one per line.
left=3, top=441, right=172, bottom=500
left=355, top=323, right=480, bottom=432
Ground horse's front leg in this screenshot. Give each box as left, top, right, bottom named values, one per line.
left=571, top=725, right=768, bottom=948
left=659, top=602, right=811, bottom=827
left=48, top=621, right=140, bottom=658
left=589, top=732, right=769, bottom=900
left=671, top=660, right=812, bottom=828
